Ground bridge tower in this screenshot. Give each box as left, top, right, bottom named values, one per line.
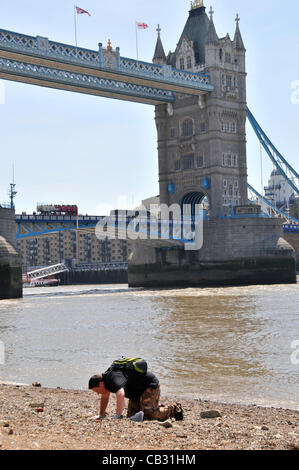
left=154, top=2, right=247, bottom=216
left=128, top=1, right=296, bottom=287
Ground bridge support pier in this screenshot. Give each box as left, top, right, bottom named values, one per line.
left=0, top=208, right=22, bottom=299
left=128, top=218, right=297, bottom=287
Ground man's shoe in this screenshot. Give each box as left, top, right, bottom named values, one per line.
left=173, top=403, right=184, bottom=421
left=130, top=411, right=144, bottom=422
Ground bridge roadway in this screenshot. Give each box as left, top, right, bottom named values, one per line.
left=16, top=213, right=299, bottom=241
left=0, top=28, right=213, bottom=105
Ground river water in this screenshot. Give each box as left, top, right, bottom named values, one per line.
left=0, top=282, right=298, bottom=410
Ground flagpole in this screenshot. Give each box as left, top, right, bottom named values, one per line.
left=74, top=5, right=78, bottom=47
left=135, top=21, right=139, bottom=62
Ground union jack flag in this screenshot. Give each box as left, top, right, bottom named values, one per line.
left=76, top=6, right=91, bottom=16
left=137, top=22, right=149, bottom=30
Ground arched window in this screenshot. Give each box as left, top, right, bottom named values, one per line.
left=181, top=118, right=194, bottom=137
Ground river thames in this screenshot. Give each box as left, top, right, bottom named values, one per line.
left=0, top=281, right=298, bottom=410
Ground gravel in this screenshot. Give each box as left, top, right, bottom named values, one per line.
left=0, top=383, right=298, bottom=450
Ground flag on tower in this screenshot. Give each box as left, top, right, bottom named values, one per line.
left=137, top=22, right=149, bottom=30
left=76, top=6, right=91, bottom=16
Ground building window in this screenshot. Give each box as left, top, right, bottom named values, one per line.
left=174, top=160, right=181, bottom=171
left=183, top=154, right=194, bottom=170
left=223, top=154, right=238, bottom=167
left=196, top=155, right=204, bottom=168
left=225, top=52, right=231, bottom=63
left=232, top=155, right=238, bottom=166
left=221, top=121, right=237, bottom=134
left=223, top=179, right=228, bottom=188
left=170, top=127, right=176, bottom=138
left=201, top=122, right=207, bottom=133
left=187, top=56, right=192, bottom=69
left=179, top=58, right=184, bottom=70
left=226, top=75, right=232, bottom=89
left=181, top=118, right=194, bottom=137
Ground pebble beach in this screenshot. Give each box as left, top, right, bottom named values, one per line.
left=0, top=382, right=298, bottom=450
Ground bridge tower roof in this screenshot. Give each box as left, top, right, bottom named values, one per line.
left=153, top=24, right=166, bottom=65
left=206, top=6, right=219, bottom=45
left=168, top=1, right=210, bottom=66
left=234, top=14, right=246, bottom=50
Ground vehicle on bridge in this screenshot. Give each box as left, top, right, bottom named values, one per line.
left=36, top=204, right=78, bottom=216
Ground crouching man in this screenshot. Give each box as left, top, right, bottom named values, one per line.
left=88, top=358, right=183, bottom=422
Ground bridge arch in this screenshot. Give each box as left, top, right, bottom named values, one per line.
left=180, top=191, right=209, bottom=218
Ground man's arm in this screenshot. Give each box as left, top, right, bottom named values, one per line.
left=115, top=388, right=125, bottom=416
left=100, top=391, right=110, bottom=417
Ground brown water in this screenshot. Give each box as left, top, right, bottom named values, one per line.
left=0, top=282, right=298, bottom=410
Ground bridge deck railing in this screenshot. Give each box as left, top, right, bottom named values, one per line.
left=0, top=29, right=212, bottom=90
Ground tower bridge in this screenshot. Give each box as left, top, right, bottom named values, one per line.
left=0, top=1, right=298, bottom=298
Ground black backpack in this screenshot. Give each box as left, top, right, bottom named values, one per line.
left=110, top=357, right=148, bottom=374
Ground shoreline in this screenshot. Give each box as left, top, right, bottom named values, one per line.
left=1, top=380, right=297, bottom=412
left=0, top=382, right=298, bottom=450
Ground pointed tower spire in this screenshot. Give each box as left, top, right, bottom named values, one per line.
left=234, top=14, right=245, bottom=50
left=153, top=24, right=166, bottom=65
left=206, top=6, right=219, bottom=44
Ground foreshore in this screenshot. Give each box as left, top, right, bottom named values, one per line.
left=0, top=382, right=298, bottom=450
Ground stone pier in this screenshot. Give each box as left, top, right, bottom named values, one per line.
left=0, top=207, right=22, bottom=299
left=128, top=218, right=296, bottom=287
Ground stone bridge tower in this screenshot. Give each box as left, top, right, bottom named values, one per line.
left=153, top=1, right=247, bottom=217
left=128, top=1, right=296, bottom=287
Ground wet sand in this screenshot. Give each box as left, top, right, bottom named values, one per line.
left=0, top=383, right=298, bottom=450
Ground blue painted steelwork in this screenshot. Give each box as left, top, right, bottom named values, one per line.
left=247, top=108, right=299, bottom=196
left=16, top=213, right=199, bottom=244
left=284, top=224, right=299, bottom=233
left=0, top=28, right=214, bottom=102
left=16, top=214, right=103, bottom=239
left=248, top=183, right=299, bottom=224
left=0, top=56, right=174, bottom=103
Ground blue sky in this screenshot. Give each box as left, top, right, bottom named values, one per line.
left=0, top=0, right=298, bottom=214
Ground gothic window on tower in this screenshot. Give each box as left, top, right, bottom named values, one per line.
left=181, top=118, right=194, bottom=137
left=230, top=122, right=237, bottom=133
left=170, top=127, right=176, bottom=138
left=187, top=56, right=192, bottom=69
left=179, top=57, right=184, bottom=70
left=200, top=122, right=207, bottom=133
left=222, top=154, right=238, bottom=167
left=221, top=121, right=237, bottom=134
left=183, top=154, right=194, bottom=170
left=196, top=155, right=204, bottom=168
left=225, top=52, right=231, bottom=64
left=226, top=75, right=232, bottom=89
left=174, top=160, right=181, bottom=171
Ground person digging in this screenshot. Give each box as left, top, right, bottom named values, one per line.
left=88, top=357, right=183, bottom=422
